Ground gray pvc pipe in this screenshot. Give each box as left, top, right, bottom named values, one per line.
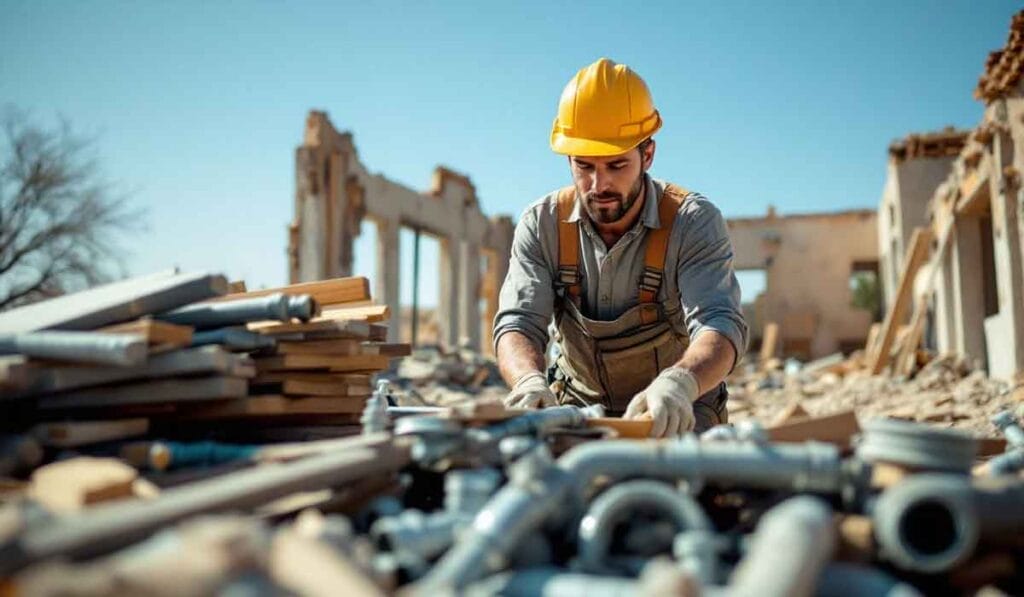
left=576, top=479, right=711, bottom=574
left=728, top=496, right=835, bottom=597
left=0, top=331, right=148, bottom=366
left=465, top=567, right=638, bottom=597
left=157, top=293, right=317, bottom=328
left=816, top=563, right=922, bottom=597
left=417, top=437, right=843, bottom=590
left=872, top=473, right=1024, bottom=573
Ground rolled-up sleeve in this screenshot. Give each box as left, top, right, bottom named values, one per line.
left=493, top=207, right=556, bottom=352
left=676, top=198, right=749, bottom=368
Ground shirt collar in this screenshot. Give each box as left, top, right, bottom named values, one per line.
left=564, top=174, right=661, bottom=228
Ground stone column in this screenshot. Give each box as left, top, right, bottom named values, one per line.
left=376, top=218, right=401, bottom=343
left=439, top=236, right=462, bottom=350
left=459, top=242, right=481, bottom=350
left=987, top=130, right=1024, bottom=379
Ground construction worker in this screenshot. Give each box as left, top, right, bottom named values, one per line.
left=493, top=58, right=748, bottom=437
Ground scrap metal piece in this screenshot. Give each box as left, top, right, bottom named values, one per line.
left=158, top=293, right=318, bottom=329
left=0, top=331, right=148, bottom=367
left=856, top=418, right=977, bottom=473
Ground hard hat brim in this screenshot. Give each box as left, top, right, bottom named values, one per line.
left=549, top=119, right=662, bottom=157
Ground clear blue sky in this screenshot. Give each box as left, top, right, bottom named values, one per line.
left=1, top=1, right=1018, bottom=305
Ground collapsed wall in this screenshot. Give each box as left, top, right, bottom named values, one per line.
left=289, top=111, right=514, bottom=351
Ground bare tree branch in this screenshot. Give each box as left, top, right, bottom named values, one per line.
left=0, top=107, right=144, bottom=310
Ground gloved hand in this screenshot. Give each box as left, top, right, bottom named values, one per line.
left=624, top=367, right=699, bottom=438
left=504, top=371, right=559, bottom=409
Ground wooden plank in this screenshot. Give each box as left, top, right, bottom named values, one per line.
left=252, top=372, right=372, bottom=386
left=249, top=318, right=371, bottom=338
left=251, top=379, right=373, bottom=397
left=585, top=417, right=654, bottom=438
left=273, top=340, right=362, bottom=356
left=360, top=343, right=412, bottom=357
left=211, top=276, right=370, bottom=307
left=320, top=304, right=390, bottom=323
left=38, top=376, right=249, bottom=410
left=28, top=457, right=138, bottom=514
left=185, top=395, right=366, bottom=419
left=254, top=354, right=391, bottom=372
left=868, top=227, right=933, bottom=374
left=0, top=270, right=228, bottom=335
left=0, top=355, right=29, bottom=390
left=6, top=346, right=254, bottom=399
left=759, top=322, right=779, bottom=364
left=893, top=203, right=958, bottom=377
left=100, top=319, right=194, bottom=348
left=863, top=322, right=882, bottom=355
left=770, top=401, right=811, bottom=427
left=767, top=410, right=860, bottom=446
left=31, top=419, right=150, bottom=448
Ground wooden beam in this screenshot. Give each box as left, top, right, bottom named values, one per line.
left=100, top=319, right=194, bottom=348
left=868, top=227, right=933, bottom=374
left=211, top=276, right=370, bottom=307
left=0, top=270, right=227, bottom=334
left=767, top=410, right=860, bottom=446
left=184, top=395, right=366, bottom=419
left=37, top=376, right=249, bottom=410
left=31, top=419, right=149, bottom=448
left=253, top=354, right=391, bottom=372
left=759, top=322, right=779, bottom=364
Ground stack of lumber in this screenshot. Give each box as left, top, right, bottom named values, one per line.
left=0, top=271, right=408, bottom=449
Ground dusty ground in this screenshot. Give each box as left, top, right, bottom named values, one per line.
left=726, top=354, right=1023, bottom=437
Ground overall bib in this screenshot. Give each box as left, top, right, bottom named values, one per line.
left=550, top=184, right=728, bottom=431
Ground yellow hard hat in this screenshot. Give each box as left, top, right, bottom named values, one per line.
left=550, top=58, right=662, bottom=156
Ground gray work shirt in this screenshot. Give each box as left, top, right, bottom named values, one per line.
left=493, top=175, right=749, bottom=365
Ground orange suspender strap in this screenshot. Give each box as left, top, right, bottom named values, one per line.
left=638, top=184, right=689, bottom=305
left=556, top=186, right=582, bottom=301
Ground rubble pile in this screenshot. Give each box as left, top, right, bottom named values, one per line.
left=729, top=353, right=1021, bottom=436
left=383, top=345, right=508, bottom=407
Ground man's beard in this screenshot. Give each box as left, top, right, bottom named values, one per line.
left=584, top=175, right=645, bottom=224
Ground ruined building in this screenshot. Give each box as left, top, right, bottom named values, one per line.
left=288, top=111, right=515, bottom=350
left=875, top=11, right=1024, bottom=382
left=728, top=208, right=879, bottom=360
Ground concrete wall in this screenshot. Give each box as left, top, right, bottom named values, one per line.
left=289, top=111, right=514, bottom=350
left=728, top=208, right=879, bottom=360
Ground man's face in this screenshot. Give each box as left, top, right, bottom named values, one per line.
left=569, top=142, right=654, bottom=224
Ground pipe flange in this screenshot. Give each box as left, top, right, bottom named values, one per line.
left=856, top=418, right=977, bottom=473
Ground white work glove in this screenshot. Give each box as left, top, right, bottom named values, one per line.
left=504, top=371, right=558, bottom=409
left=624, top=367, right=700, bottom=438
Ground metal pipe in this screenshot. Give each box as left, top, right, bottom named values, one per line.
left=991, top=410, right=1024, bottom=449
left=872, top=474, right=1024, bottom=573
left=0, top=331, right=148, bottom=366
left=816, top=563, right=923, bottom=597
left=576, top=480, right=711, bottom=574
left=157, top=293, right=318, bottom=328
left=189, top=327, right=277, bottom=350
left=727, top=496, right=835, bottom=597
left=465, top=567, right=638, bottom=597
left=987, top=448, right=1024, bottom=476
left=0, top=434, right=409, bottom=575
left=468, top=405, right=594, bottom=444
left=418, top=437, right=844, bottom=590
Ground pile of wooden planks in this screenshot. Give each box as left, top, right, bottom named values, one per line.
left=0, top=272, right=409, bottom=445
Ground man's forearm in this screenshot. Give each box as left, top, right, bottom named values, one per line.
left=671, top=330, right=736, bottom=396
left=496, top=331, right=547, bottom=387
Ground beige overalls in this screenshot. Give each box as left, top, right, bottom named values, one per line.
left=550, top=184, right=728, bottom=430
